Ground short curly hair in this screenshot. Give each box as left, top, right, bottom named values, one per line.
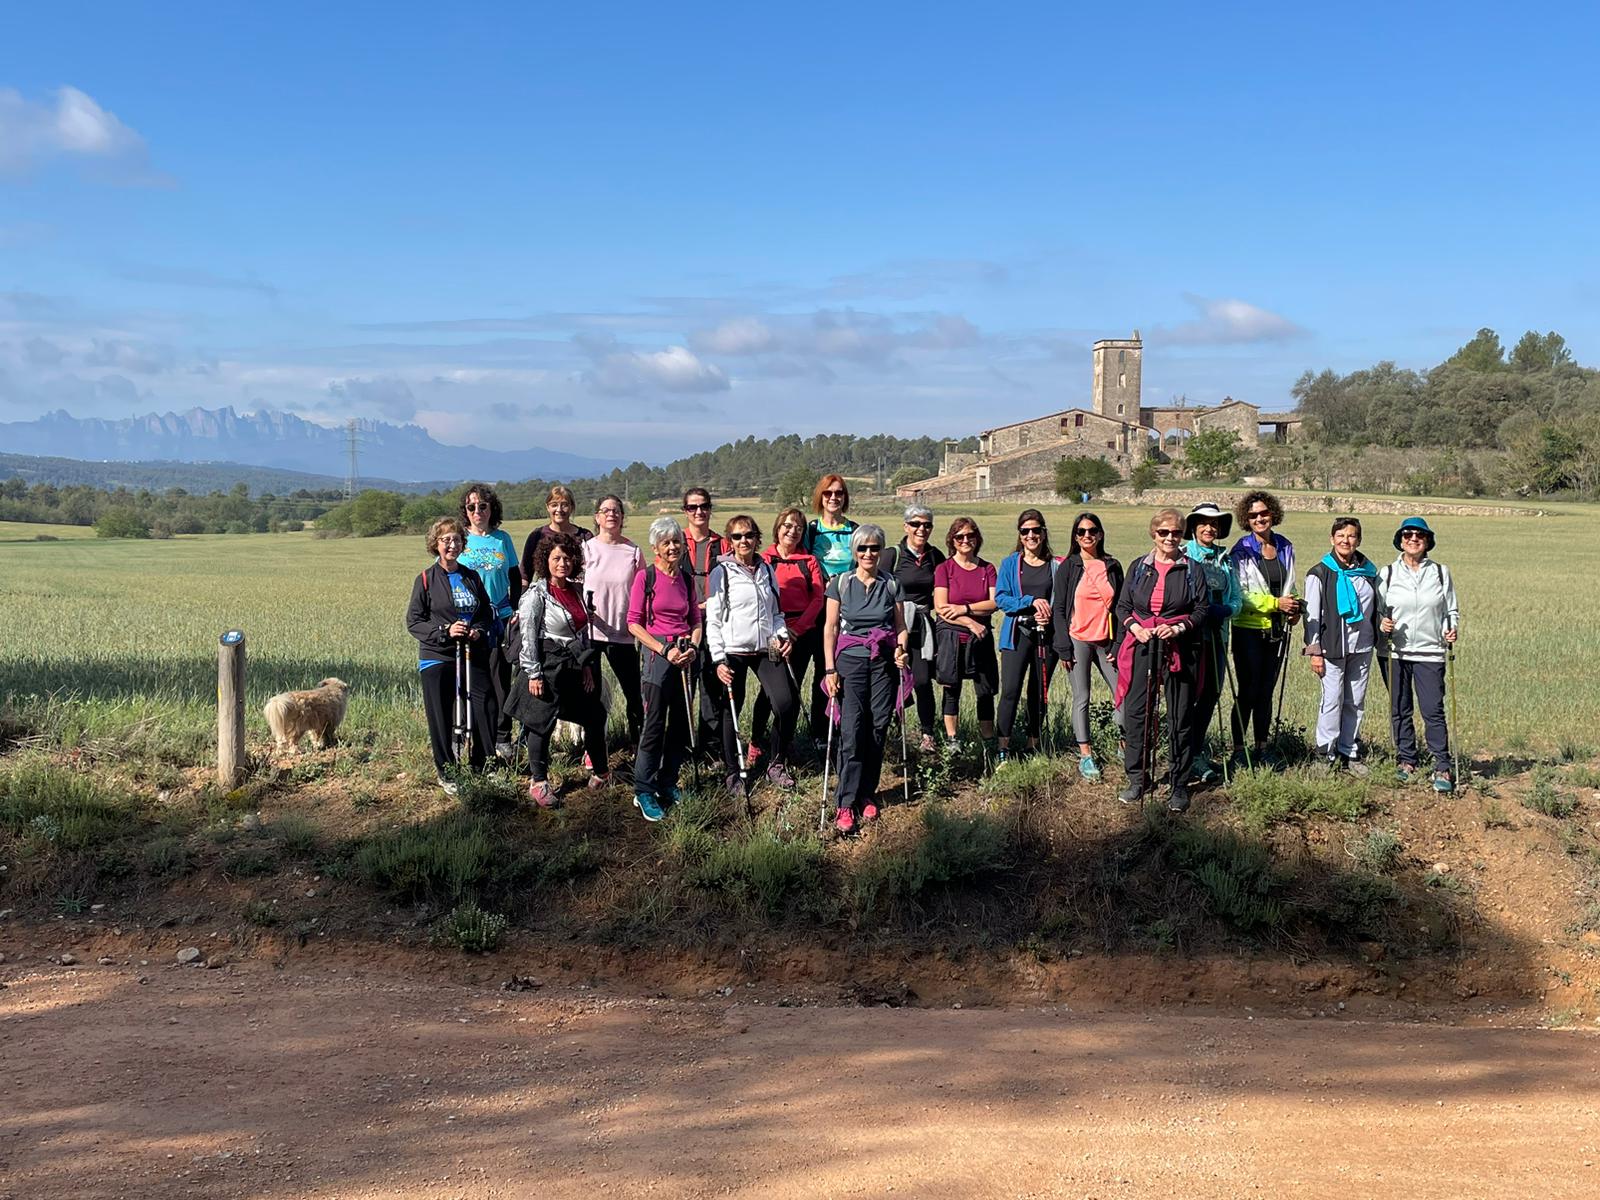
left=458, top=482, right=502, bottom=529
left=532, top=530, right=585, bottom=582
left=426, top=516, right=465, bottom=556
left=1234, top=489, right=1284, bottom=528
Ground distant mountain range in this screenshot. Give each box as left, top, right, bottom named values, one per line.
left=0, top=452, right=450, bottom=497
left=0, top=406, right=626, bottom=484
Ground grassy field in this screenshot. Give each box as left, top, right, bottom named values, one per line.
left=0, top=520, right=98, bottom=543
left=0, top=502, right=1590, bottom=760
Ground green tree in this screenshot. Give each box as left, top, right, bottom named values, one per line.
left=1445, top=327, right=1506, bottom=373
left=1053, top=456, right=1120, bottom=499
left=401, top=495, right=453, bottom=530
left=1182, top=429, right=1243, bottom=482
left=773, top=465, right=815, bottom=508
left=94, top=508, right=151, bottom=539
left=889, top=466, right=931, bottom=491
left=1128, top=460, right=1160, bottom=497
left=1509, top=330, right=1574, bottom=374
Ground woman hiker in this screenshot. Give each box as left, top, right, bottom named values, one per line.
left=1377, top=517, right=1461, bottom=792
left=1303, top=517, right=1380, bottom=774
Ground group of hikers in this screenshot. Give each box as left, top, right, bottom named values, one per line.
left=404, top=477, right=1460, bottom=831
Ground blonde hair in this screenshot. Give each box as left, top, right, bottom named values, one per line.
left=1148, top=508, right=1184, bottom=537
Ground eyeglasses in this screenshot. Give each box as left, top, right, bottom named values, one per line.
left=684, top=503, right=711, bottom=512
left=464, top=502, right=490, bottom=513
left=1247, top=509, right=1273, bottom=520
left=1075, top=527, right=1100, bottom=538
left=597, top=507, right=623, bottom=517
left=857, top=544, right=883, bottom=555
left=906, top=520, right=932, bottom=530
left=1399, top=530, right=1427, bottom=541
left=1019, top=526, right=1045, bottom=537
left=1154, top=529, right=1182, bottom=539
left=822, top=489, right=847, bottom=499
left=730, top=530, right=759, bottom=541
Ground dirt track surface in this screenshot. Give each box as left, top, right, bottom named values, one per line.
left=6, top=958, right=1600, bottom=1199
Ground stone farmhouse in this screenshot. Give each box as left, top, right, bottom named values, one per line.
left=900, top=332, right=1301, bottom=503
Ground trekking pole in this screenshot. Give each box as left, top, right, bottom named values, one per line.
left=1141, top=637, right=1161, bottom=809
left=1211, top=634, right=1230, bottom=782
left=463, top=640, right=474, bottom=766
left=725, top=679, right=749, bottom=801
left=1447, top=618, right=1460, bottom=785
left=679, top=651, right=702, bottom=790
left=1221, top=644, right=1251, bottom=773
left=452, top=638, right=467, bottom=768
left=818, top=687, right=836, bottom=835
left=898, top=665, right=911, bottom=802
left=1035, top=631, right=1053, bottom=757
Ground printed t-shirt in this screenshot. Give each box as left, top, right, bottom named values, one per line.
left=419, top=566, right=478, bottom=672
left=459, top=529, right=518, bottom=618
left=809, top=520, right=856, bottom=578
left=583, top=538, right=643, bottom=644
left=1070, top=557, right=1115, bottom=643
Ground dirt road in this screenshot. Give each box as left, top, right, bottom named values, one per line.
left=5, top=955, right=1599, bottom=1199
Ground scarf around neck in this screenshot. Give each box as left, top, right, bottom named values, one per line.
left=1320, top=552, right=1376, bottom=624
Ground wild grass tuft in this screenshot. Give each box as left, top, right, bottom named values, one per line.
left=0, top=760, right=149, bottom=850
left=1349, top=827, right=1403, bottom=874
left=1525, top=766, right=1578, bottom=819
left=353, top=813, right=496, bottom=903
left=434, top=901, right=508, bottom=953
left=272, top=814, right=320, bottom=856
left=850, top=805, right=1016, bottom=920
left=1225, top=766, right=1372, bottom=831
left=1167, top=825, right=1288, bottom=933
left=680, top=825, right=830, bottom=918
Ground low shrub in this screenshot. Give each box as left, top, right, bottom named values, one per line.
left=850, top=805, right=1016, bottom=920
left=1349, top=827, right=1402, bottom=875
left=354, top=813, right=496, bottom=903
left=1226, top=766, right=1372, bottom=831
left=0, top=761, right=148, bottom=850
left=435, top=901, right=508, bottom=953
left=1167, top=825, right=1288, bottom=933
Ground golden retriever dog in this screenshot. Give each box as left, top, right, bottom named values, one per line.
left=263, top=678, right=350, bottom=754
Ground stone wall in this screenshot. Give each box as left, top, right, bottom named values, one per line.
left=1193, top=401, right=1261, bottom=449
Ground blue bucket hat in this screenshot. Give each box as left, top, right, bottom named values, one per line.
left=1393, top=516, right=1435, bottom=552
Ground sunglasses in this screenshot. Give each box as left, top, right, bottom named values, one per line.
left=857, top=544, right=883, bottom=554
left=684, top=503, right=712, bottom=512
left=1154, top=529, right=1183, bottom=539
left=1019, top=526, right=1045, bottom=536
left=1400, top=530, right=1427, bottom=540
left=906, top=520, right=932, bottom=530
left=823, top=489, right=847, bottom=499
left=730, top=530, right=760, bottom=541
left=1248, top=509, right=1273, bottom=520
left=1075, top=527, right=1100, bottom=537
left=952, top=532, right=978, bottom=542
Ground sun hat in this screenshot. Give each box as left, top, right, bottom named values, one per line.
left=1392, top=516, right=1436, bottom=552
left=1183, top=502, right=1233, bottom=540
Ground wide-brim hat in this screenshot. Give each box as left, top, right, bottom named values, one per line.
left=1393, top=516, right=1436, bottom=552
left=1184, top=503, right=1233, bottom=540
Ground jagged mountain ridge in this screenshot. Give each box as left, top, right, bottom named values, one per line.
left=0, top=406, right=625, bottom=483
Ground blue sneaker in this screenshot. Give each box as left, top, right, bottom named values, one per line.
left=1431, top=771, right=1455, bottom=794
left=1078, top=755, right=1102, bottom=782
left=634, top=791, right=665, bottom=822
left=661, top=785, right=681, bottom=806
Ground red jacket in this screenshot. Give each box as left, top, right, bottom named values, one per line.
left=762, top=544, right=825, bottom=637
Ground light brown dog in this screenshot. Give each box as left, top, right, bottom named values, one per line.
left=263, top=678, right=350, bottom=754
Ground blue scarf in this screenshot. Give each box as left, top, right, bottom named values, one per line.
left=1320, top=552, right=1376, bottom=624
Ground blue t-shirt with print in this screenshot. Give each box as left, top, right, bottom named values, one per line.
left=420, top=568, right=479, bottom=672
left=459, top=529, right=518, bottom=618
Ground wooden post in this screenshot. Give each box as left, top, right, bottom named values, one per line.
left=217, top=629, right=246, bottom=788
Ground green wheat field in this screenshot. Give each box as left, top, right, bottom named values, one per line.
left=0, top=504, right=1591, bottom=767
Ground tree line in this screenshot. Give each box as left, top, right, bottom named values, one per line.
left=0, top=478, right=344, bottom=537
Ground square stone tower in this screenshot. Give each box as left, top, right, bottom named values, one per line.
left=1092, top=332, right=1142, bottom=421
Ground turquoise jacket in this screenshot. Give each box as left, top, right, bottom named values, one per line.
left=1184, top=538, right=1242, bottom=647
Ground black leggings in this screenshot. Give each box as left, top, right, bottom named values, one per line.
left=1230, top=627, right=1286, bottom=748
left=997, top=632, right=1057, bottom=744
left=753, top=622, right=818, bottom=749
left=1121, top=640, right=1198, bottom=791
left=716, top=652, right=798, bottom=772
left=419, top=653, right=495, bottom=774
left=598, top=640, right=643, bottom=742
left=521, top=666, right=609, bottom=783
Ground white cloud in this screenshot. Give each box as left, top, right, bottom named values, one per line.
left=83, top=338, right=173, bottom=374
left=576, top=336, right=730, bottom=396
left=0, top=86, right=160, bottom=182
left=688, top=309, right=981, bottom=371
left=1155, top=295, right=1308, bottom=346
left=326, top=376, right=419, bottom=421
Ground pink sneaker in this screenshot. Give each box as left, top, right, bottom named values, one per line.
left=586, top=773, right=610, bottom=790
left=528, top=779, right=560, bottom=809
left=834, top=807, right=856, bottom=835
left=861, top=802, right=879, bottom=822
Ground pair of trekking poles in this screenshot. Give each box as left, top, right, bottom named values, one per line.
left=816, top=661, right=914, bottom=835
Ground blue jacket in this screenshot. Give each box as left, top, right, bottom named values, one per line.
left=994, top=552, right=1061, bottom=652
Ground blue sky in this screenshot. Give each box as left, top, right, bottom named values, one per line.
left=3, top=2, right=1598, bottom=463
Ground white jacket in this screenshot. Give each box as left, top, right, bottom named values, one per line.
left=1376, top=556, right=1459, bottom=661
left=705, top=555, right=788, bottom=662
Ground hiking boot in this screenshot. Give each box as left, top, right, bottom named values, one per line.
left=1078, top=755, right=1102, bottom=782
left=861, top=802, right=880, bottom=822
left=1345, top=759, right=1371, bottom=779
left=586, top=773, right=610, bottom=790
left=634, top=791, right=665, bottom=822
left=1166, top=786, right=1191, bottom=813
left=1118, top=781, right=1144, bottom=805
left=995, top=749, right=1011, bottom=769
left=494, top=741, right=514, bottom=762
left=528, top=779, right=561, bottom=809
left=1190, top=758, right=1218, bottom=784
left=725, top=772, right=746, bottom=799
left=918, top=732, right=938, bottom=753
left=834, top=807, right=856, bottom=835
left=437, top=775, right=459, bottom=797
left=1432, top=771, right=1455, bottom=794
left=765, top=761, right=796, bottom=789
left=1396, top=762, right=1417, bottom=784
left=746, top=744, right=763, bottom=770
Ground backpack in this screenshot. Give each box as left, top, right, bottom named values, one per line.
left=713, top=558, right=780, bottom=626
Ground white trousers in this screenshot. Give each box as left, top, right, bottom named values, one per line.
left=1315, top=649, right=1372, bottom=759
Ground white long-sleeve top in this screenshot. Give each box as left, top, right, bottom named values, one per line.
left=1376, top=555, right=1459, bottom=661
left=705, top=555, right=788, bottom=662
